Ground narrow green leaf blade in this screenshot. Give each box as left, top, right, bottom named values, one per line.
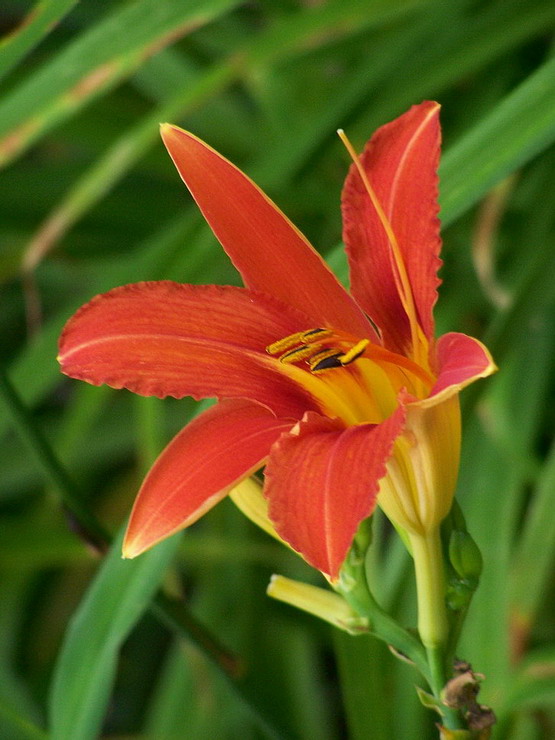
left=0, top=0, right=239, bottom=166
left=511, top=441, right=555, bottom=630
left=440, top=54, right=555, bottom=225
left=48, top=530, right=180, bottom=740
left=0, top=0, right=79, bottom=82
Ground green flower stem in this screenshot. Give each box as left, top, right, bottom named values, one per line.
left=425, top=643, right=463, bottom=732
left=410, top=529, right=448, bottom=651
left=359, top=588, right=431, bottom=683
left=338, top=530, right=431, bottom=684
left=410, top=528, right=464, bottom=731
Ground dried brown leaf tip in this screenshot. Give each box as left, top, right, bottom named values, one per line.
left=442, top=661, right=496, bottom=735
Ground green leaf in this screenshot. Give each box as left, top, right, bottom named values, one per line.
left=0, top=697, right=46, bottom=740
left=441, top=54, right=555, bottom=226
left=48, top=529, right=180, bottom=740
left=504, top=645, right=555, bottom=713
left=0, top=0, right=239, bottom=166
left=510, top=441, right=555, bottom=630
left=21, top=62, right=236, bottom=272
left=0, top=0, right=79, bottom=82
left=334, top=631, right=393, bottom=740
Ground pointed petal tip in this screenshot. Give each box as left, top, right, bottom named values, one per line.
left=342, top=99, right=444, bottom=353
left=159, top=120, right=373, bottom=337
left=420, top=99, right=442, bottom=128
left=160, top=123, right=192, bottom=151
left=416, top=100, right=440, bottom=116
left=121, top=536, right=144, bottom=560
left=122, top=526, right=171, bottom=559
left=482, top=355, right=498, bottom=379
left=160, top=121, right=178, bottom=136
left=160, top=123, right=181, bottom=148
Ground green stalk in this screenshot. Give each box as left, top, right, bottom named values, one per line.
left=409, top=528, right=464, bottom=731
left=410, top=529, right=448, bottom=652
left=338, top=526, right=431, bottom=684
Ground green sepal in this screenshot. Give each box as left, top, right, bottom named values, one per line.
left=416, top=685, right=444, bottom=716
left=446, top=581, right=474, bottom=612
left=441, top=502, right=483, bottom=615
left=449, top=530, right=483, bottom=585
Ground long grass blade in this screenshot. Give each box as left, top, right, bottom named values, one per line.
left=0, top=0, right=239, bottom=167
left=48, top=530, right=180, bottom=740
left=0, top=0, right=78, bottom=82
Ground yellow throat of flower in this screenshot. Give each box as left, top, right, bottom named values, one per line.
left=267, top=327, right=460, bottom=538
left=267, top=327, right=434, bottom=426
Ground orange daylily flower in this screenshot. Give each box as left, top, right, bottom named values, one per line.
left=58, top=102, right=495, bottom=580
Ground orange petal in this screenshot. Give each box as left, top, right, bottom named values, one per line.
left=59, top=281, right=318, bottom=419
left=264, top=409, right=405, bottom=580
left=342, top=101, right=442, bottom=353
left=424, top=332, right=497, bottom=406
left=160, top=124, right=374, bottom=339
left=123, top=399, right=293, bottom=558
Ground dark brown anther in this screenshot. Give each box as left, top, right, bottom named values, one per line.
left=311, top=353, right=343, bottom=372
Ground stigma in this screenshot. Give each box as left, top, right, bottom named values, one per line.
left=267, top=328, right=370, bottom=373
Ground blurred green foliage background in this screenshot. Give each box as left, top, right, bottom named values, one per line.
left=1, top=1, right=555, bottom=738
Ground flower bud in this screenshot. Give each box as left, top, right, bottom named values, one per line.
left=449, top=530, right=483, bottom=585
left=267, top=575, right=368, bottom=634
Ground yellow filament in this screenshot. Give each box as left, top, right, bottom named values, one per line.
left=276, top=360, right=364, bottom=426
left=337, top=129, right=422, bottom=365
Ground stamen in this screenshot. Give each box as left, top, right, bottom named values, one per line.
left=267, top=326, right=433, bottom=390
left=267, top=331, right=306, bottom=355
left=280, top=344, right=319, bottom=364
left=338, top=339, right=370, bottom=365
left=266, top=328, right=332, bottom=355
left=310, top=352, right=343, bottom=372
left=268, top=329, right=376, bottom=376
left=301, top=328, right=333, bottom=343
